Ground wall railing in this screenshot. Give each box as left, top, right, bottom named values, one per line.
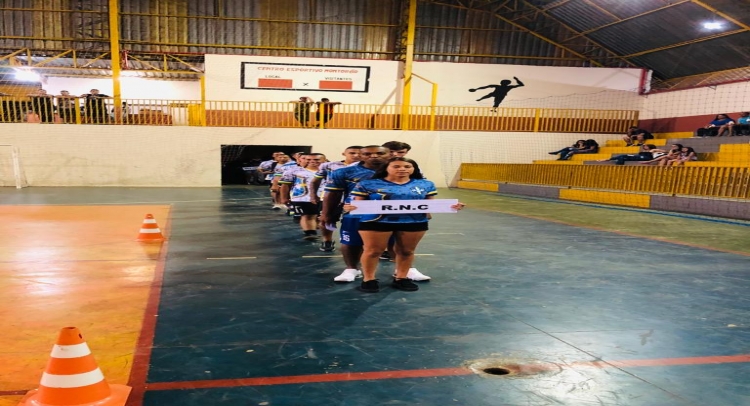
left=460, top=164, right=750, bottom=199
left=0, top=96, right=639, bottom=133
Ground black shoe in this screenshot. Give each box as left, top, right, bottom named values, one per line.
left=320, top=241, right=335, bottom=252
left=358, top=279, right=380, bottom=293
left=391, top=278, right=419, bottom=291
left=379, top=252, right=390, bottom=260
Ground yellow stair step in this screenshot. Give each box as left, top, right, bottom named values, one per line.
left=569, top=153, right=617, bottom=161
left=654, top=132, right=693, bottom=139
left=533, top=160, right=583, bottom=165
left=684, top=162, right=750, bottom=167
left=605, top=139, right=667, bottom=147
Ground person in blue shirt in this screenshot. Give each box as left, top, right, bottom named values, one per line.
left=346, top=157, right=465, bottom=293
left=322, top=146, right=390, bottom=283
left=697, top=114, right=734, bottom=137
left=733, top=112, right=749, bottom=136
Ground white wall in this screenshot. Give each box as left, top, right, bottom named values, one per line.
left=641, top=81, right=750, bottom=120
left=43, top=77, right=201, bottom=100
left=204, top=54, right=402, bottom=105
left=204, top=54, right=645, bottom=111
left=0, top=124, right=622, bottom=188
left=412, top=62, right=644, bottom=109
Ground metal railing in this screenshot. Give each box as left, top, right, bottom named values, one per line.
left=0, top=96, right=638, bottom=133
left=460, top=164, right=750, bottom=199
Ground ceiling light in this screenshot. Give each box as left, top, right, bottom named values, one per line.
left=14, top=69, right=41, bottom=82
left=703, top=22, right=723, bottom=30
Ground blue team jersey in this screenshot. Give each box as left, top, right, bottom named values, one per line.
left=324, top=162, right=376, bottom=205
left=351, top=178, right=437, bottom=224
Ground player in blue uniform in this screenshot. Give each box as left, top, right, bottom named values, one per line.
left=347, top=157, right=464, bottom=292
left=322, top=146, right=389, bottom=282
left=310, top=146, right=362, bottom=252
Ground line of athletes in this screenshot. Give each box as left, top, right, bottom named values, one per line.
left=257, top=141, right=465, bottom=293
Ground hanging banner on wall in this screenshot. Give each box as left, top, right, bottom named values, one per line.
left=240, top=62, right=371, bottom=92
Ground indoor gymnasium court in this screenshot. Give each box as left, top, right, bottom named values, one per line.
left=1, top=0, right=749, bottom=405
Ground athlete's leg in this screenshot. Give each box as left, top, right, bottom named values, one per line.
left=359, top=231, right=392, bottom=281
left=334, top=217, right=364, bottom=282
left=393, top=231, right=427, bottom=279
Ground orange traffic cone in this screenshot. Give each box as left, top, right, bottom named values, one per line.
left=136, top=214, right=165, bottom=242
left=19, top=327, right=131, bottom=406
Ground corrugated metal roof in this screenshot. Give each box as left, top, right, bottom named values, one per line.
left=630, top=31, right=750, bottom=79
left=0, top=55, right=202, bottom=80
left=1, top=0, right=748, bottom=89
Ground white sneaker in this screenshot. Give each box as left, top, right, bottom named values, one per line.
left=334, top=268, right=361, bottom=282
left=407, top=268, right=431, bottom=281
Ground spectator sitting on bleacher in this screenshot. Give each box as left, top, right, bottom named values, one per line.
left=598, top=144, right=657, bottom=165
left=622, top=126, right=654, bottom=146
left=733, top=112, right=749, bottom=136
left=666, top=146, right=697, bottom=166
left=548, top=140, right=585, bottom=160
left=696, top=114, right=734, bottom=137
left=558, top=139, right=599, bottom=160
left=641, top=143, right=683, bottom=166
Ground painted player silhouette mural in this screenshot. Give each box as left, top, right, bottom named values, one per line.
left=469, top=77, right=525, bottom=111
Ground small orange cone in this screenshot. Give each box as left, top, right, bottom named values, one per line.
left=136, top=214, right=165, bottom=242
left=19, top=327, right=131, bottom=406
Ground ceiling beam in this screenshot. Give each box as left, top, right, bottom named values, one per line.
left=561, top=0, right=690, bottom=42
left=517, top=0, right=637, bottom=68
left=620, top=29, right=746, bottom=59
left=424, top=0, right=604, bottom=66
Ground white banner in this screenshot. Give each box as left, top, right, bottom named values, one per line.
left=349, top=199, right=459, bottom=214
left=241, top=62, right=371, bottom=92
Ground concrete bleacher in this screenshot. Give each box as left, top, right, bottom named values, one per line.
left=535, top=131, right=750, bottom=167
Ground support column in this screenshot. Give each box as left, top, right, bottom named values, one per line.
left=399, top=0, right=417, bottom=131
left=108, top=0, right=122, bottom=123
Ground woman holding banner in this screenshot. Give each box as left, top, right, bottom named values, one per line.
left=347, top=157, right=465, bottom=293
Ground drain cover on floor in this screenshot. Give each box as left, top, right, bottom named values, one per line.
left=468, top=358, right=558, bottom=377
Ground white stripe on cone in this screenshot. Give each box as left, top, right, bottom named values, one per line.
left=139, top=228, right=162, bottom=233
left=142, top=219, right=157, bottom=224
left=40, top=369, right=105, bottom=388
left=50, top=343, right=91, bottom=359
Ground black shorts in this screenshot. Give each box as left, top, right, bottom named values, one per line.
left=292, top=202, right=321, bottom=215
left=357, top=222, right=429, bottom=232
left=329, top=204, right=344, bottom=223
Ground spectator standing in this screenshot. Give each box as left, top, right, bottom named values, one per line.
left=56, top=90, right=77, bottom=123
left=314, top=98, right=342, bottom=128
left=291, top=97, right=314, bottom=128
left=81, top=89, right=110, bottom=124
left=28, top=89, right=55, bottom=123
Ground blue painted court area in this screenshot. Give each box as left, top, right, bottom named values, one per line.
left=140, top=187, right=749, bottom=406
left=2, top=186, right=747, bottom=405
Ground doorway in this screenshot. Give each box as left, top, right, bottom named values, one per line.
left=221, top=145, right=312, bottom=185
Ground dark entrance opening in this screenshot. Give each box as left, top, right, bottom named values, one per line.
left=221, top=145, right=312, bottom=185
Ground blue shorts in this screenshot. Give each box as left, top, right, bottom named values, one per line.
left=340, top=216, right=363, bottom=246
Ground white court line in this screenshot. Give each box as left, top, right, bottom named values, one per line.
left=206, top=256, right=258, bottom=260
left=429, top=233, right=465, bottom=235
left=27, top=198, right=271, bottom=206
